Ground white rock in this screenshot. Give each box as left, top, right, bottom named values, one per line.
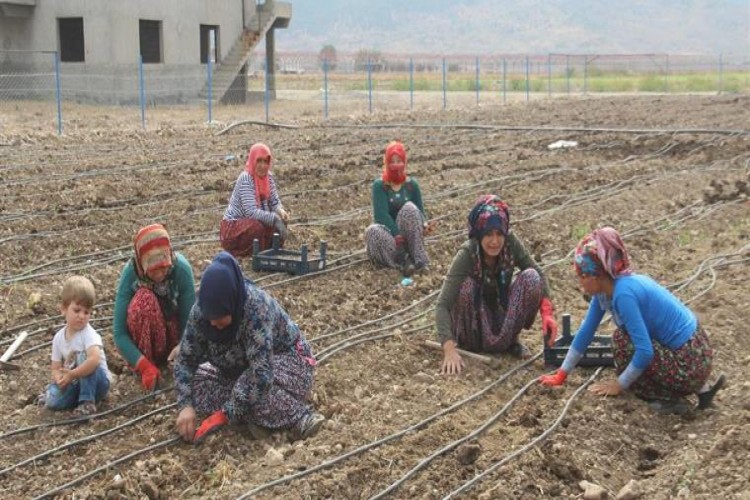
left=616, top=479, right=642, bottom=500
left=265, top=447, right=284, bottom=466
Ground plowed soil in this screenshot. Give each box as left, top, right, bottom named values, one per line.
left=1, top=95, right=749, bottom=499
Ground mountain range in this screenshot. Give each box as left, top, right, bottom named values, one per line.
left=275, top=0, right=750, bottom=58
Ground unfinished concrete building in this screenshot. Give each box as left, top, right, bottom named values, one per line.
left=0, top=0, right=291, bottom=103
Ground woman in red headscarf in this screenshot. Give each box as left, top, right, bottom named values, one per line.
left=540, top=227, right=724, bottom=414
left=435, top=195, right=557, bottom=375
left=220, top=143, right=290, bottom=257
left=365, top=141, right=434, bottom=275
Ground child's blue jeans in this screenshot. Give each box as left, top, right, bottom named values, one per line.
left=45, top=365, right=110, bottom=411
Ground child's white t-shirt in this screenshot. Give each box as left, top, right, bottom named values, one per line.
left=51, top=323, right=111, bottom=382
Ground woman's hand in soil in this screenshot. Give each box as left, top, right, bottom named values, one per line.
left=177, top=406, right=197, bottom=443
left=441, top=340, right=465, bottom=375
left=589, top=379, right=623, bottom=397
left=423, top=220, right=437, bottom=236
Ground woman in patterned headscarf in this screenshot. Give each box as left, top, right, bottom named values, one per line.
left=364, top=141, right=435, bottom=276
left=540, top=227, right=725, bottom=414
left=174, top=252, right=324, bottom=444
left=113, top=224, right=196, bottom=391
left=220, top=143, right=290, bottom=257
left=435, top=195, right=558, bottom=375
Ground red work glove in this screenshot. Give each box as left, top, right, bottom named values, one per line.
left=539, top=297, right=558, bottom=348
left=194, top=410, right=229, bottom=444
left=539, top=369, right=568, bottom=386
left=134, top=356, right=160, bottom=391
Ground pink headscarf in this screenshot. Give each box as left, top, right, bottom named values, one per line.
left=574, top=227, right=633, bottom=279
left=245, top=143, right=273, bottom=206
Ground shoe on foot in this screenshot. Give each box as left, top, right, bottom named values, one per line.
left=648, top=399, right=691, bottom=415
left=697, top=373, right=726, bottom=410
left=508, top=342, right=531, bottom=359
left=73, top=401, right=97, bottom=419
left=293, top=412, right=325, bottom=441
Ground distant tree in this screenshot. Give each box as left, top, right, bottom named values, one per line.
left=354, top=49, right=385, bottom=72
left=319, top=45, right=337, bottom=71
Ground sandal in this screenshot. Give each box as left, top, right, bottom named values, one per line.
left=508, top=342, right=532, bottom=359
left=292, top=412, right=325, bottom=441
left=697, top=373, right=726, bottom=410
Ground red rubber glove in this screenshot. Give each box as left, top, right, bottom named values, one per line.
left=194, top=410, right=229, bottom=444
left=135, top=356, right=160, bottom=391
left=539, top=369, right=568, bottom=386
left=539, top=297, right=558, bottom=348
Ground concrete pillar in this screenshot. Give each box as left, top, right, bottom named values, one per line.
left=265, top=27, right=276, bottom=99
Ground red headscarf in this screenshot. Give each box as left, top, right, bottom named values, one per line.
left=381, top=141, right=407, bottom=185
left=245, top=143, right=273, bottom=206
left=574, top=227, right=633, bottom=279
left=133, top=223, right=173, bottom=278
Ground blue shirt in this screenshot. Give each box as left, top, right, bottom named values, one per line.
left=566, top=274, right=696, bottom=388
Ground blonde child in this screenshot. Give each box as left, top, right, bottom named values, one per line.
left=45, top=276, right=111, bottom=417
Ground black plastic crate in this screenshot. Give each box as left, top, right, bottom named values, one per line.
left=543, top=313, right=614, bottom=367
left=252, top=234, right=327, bottom=276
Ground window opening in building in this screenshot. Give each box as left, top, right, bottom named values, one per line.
left=58, top=17, right=85, bottom=62
left=139, top=20, right=162, bottom=63
left=200, top=25, right=220, bottom=64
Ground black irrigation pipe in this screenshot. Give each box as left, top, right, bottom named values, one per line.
left=310, top=290, right=440, bottom=343
left=31, top=436, right=182, bottom=500
left=317, top=324, right=434, bottom=365
left=217, top=120, right=750, bottom=137
left=0, top=312, right=113, bottom=346
left=442, top=368, right=603, bottom=499
left=0, top=403, right=177, bottom=476
left=235, top=353, right=542, bottom=499
left=0, top=386, right=174, bottom=440
left=371, top=377, right=539, bottom=499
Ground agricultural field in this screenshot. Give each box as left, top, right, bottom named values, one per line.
left=0, top=94, right=749, bottom=499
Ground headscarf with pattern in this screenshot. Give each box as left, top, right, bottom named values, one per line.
left=132, top=223, right=176, bottom=313
left=467, top=195, right=515, bottom=297
left=198, top=251, right=248, bottom=344
left=574, top=227, right=633, bottom=279
left=245, top=143, right=273, bottom=206
left=381, top=141, right=407, bottom=185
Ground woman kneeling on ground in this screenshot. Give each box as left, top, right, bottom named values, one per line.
left=174, top=251, right=324, bottom=444
left=365, top=140, right=435, bottom=276
left=539, top=227, right=725, bottom=414
left=113, top=224, right=196, bottom=390
left=436, top=195, right=558, bottom=375
left=220, top=143, right=289, bottom=257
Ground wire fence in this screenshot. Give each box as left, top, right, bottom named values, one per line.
left=1, top=50, right=748, bottom=134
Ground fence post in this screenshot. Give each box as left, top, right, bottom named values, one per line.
left=475, top=56, right=480, bottom=105
left=409, top=57, right=414, bottom=110
left=367, top=57, right=373, bottom=114
left=323, top=58, right=329, bottom=120
left=207, top=56, right=213, bottom=123
left=547, top=53, right=552, bottom=98
left=502, top=58, right=507, bottom=104
left=53, top=51, right=63, bottom=135
left=583, top=55, right=589, bottom=95
left=138, top=55, right=146, bottom=130
left=442, top=57, right=447, bottom=110
left=525, top=55, right=530, bottom=102
left=566, top=54, right=570, bottom=95
left=264, top=57, right=269, bottom=122
left=718, top=53, right=724, bottom=95
left=664, top=54, right=669, bottom=93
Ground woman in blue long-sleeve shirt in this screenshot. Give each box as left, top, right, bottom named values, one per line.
left=540, top=227, right=724, bottom=414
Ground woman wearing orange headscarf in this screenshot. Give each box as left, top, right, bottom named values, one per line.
left=365, top=141, right=434, bottom=275
left=220, top=143, right=289, bottom=257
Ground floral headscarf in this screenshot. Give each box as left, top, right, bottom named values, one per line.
left=468, top=194, right=510, bottom=240
left=245, top=143, right=273, bottom=205
left=574, top=227, right=633, bottom=279
left=381, top=141, right=407, bottom=185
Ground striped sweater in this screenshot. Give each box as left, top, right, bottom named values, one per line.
left=223, top=171, right=283, bottom=225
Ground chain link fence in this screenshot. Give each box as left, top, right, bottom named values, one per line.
left=2, top=50, right=748, bottom=134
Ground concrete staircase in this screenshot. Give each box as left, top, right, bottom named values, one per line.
left=199, top=4, right=277, bottom=104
